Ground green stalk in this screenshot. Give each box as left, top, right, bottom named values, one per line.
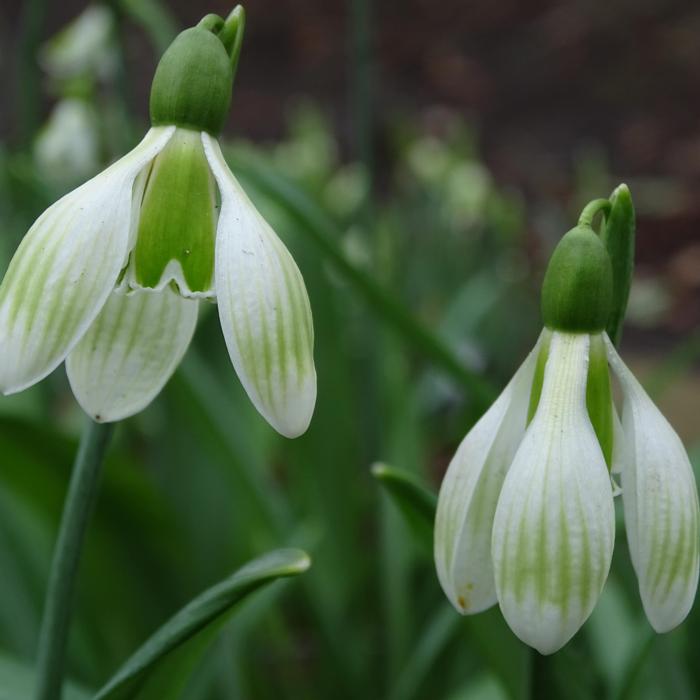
left=34, top=420, right=114, bottom=700
left=577, top=198, right=611, bottom=230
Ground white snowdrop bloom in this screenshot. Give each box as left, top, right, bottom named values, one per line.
left=0, top=12, right=315, bottom=437
left=435, top=223, right=699, bottom=654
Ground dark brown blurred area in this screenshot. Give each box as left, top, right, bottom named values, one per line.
left=2, top=0, right=700, bottom=330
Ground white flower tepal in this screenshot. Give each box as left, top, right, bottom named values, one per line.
left=605, top=337, right=700, bottom=632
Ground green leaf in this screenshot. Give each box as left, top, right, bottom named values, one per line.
left=0, top=652, right=90, bottom=700
left=94, top=549, right=311, bottom=700
left=601, top=183, right=635, bottom=347
left=371, top=463, right=436, bottom=548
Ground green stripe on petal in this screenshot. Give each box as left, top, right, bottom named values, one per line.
left=492, top=332, right=615, bottom=655
left=66, top=288, right=197, bottom=422
left=0, top=127, right=174, bottom=394
left=586, top=333, right=614, bottom=468
left=202, top=133, right=316, bottom=438
left=132, top=128, right=217, bottom=297
left=434, top=332, right=543, bottom=615
left=604, top=335, right=700, bottom=633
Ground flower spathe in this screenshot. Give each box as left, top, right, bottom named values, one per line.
left=435, top=328, right=700, bottom=654
left=0, top=125, right=316, bottom=437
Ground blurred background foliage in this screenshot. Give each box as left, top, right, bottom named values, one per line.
left=1, top=0, right=700, bottom=698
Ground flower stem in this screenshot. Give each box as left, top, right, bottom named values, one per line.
left=578, top=198, right=611, bottom=230
left=34, top=419, right=114, bottom=700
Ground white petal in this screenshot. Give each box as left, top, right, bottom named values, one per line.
left=202, top=134, right=316, bottom=438
left=66, top=288, right=197, bottom=422
left=0, top=127, right=174, bottom=394
left=492, top=332, right=615, bottom=655
left=434, top=331, right=544, bottom=614
left=605, top=335, right=700, bottom=632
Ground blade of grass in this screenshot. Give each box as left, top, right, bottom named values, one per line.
left=94, top=549, right=310, bottom=699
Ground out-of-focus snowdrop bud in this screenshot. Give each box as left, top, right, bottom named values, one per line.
left=34, top=99, right=100, bottom=187
left=39, top=5, right=118, bottom=82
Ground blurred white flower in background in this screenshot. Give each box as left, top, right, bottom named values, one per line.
left=34, top=99, right=100, bottom=187
left=39, top=5, right=118, bottom=82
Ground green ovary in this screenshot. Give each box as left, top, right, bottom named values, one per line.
left=133, top=128, right=216, bottom=295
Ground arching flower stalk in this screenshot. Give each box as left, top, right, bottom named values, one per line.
left=0, top=7, right=316, bottom=437
left=435, top=202, right=700, bottom=654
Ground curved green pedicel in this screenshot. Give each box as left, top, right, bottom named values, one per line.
left=150, top=26, right=233, bottom=135
left=541, top=226, right=613, bottom=333
left=133, top=129, right=216, bottom=295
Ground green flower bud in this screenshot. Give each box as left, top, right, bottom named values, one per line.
left=150, top=25, right=233, bottom=135
left=541, top=226, right=613, bottom=333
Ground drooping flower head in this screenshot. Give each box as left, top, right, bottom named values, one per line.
left=0, top=7, right=316, bottom=437
left=435, top=188, right=699, bottom=654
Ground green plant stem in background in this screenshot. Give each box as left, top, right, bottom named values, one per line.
left=350, top=0, right=373, bottom=226
left=17, top=0, right=46, bottom=148
left=118, top=0, right=178, bottom=53
left=34, top=420, right=114, bottom=700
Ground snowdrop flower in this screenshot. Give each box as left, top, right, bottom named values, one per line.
left=435, top=224, right=699, bottom=654
left=0, top=8, right=316, bottom=437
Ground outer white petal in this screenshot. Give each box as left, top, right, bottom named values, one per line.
left=66, top=288, right=197, bottom=422
left=605, top=335, right=700, bottom=632
left=434, top=331, right=544, bottom=614
left=0, top=127, right=174, bottom=394
left=492, top=332, right=615, bottom=655
left=202, top=134, right=316, bottom=438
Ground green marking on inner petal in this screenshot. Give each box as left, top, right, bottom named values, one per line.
left=133, top=128, right=216, bottom=294
left=558, top=496, right=571, bottom=612
left=577, top=493, right=593, bottom=610
left=280, top=252, right=305, bottom=383
left=586, top=334, right=614, bottom=468
left=527, top=330, right=552, bottom=424
left=514, top=516, right=529, bottom=603
left=662, top=506, right=688, bottom=598
left=651, top=476, right=674, bottom=594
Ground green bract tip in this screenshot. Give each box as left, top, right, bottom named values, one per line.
left=541, top=226, right=613, bottom=333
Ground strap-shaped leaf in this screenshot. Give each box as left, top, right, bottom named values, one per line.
left=372, top=463, right=436, bottom=548
left=94, top=548, right=310, bottom=700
